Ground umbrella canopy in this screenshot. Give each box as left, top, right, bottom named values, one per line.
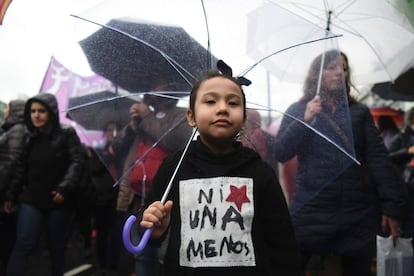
left=79, top=17, right=218, bottom=92
left=372, top=68, right=414, bottom=101
left=68, top=0, right=357, bottom=194
left=67, top=89, right=140, bottom=131
left=68, top=1, right=360, bottom=248
left=255, top=0, right=414, bottom=86
left=69, top=0, right=357, bottom=159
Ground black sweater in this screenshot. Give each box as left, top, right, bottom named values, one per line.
left=144, top=138, right=301, bottom=276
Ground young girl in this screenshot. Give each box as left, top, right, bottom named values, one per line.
left=140, top=72, right=300, bottom=276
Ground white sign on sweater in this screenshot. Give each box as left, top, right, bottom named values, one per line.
left=179, top=176, right=255, bottom=267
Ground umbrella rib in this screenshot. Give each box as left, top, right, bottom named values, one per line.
left=280, top=110, right=359, bottom=165
left=65, top=94, right=140, bottom=112
left=332, top=18, right=395, bottom=82
left=113, top=116, right=190, bottom=188
left=245, top=101, right=360, bottom=165
left=334, top=0, right=357, bottom=18
left=277, top=1, right=327, bottom=27
left=238, top=34, right=341, bottom=77
left=200, top=0, right=213, bottom=70
left=66, top=92, right=186, bottom=114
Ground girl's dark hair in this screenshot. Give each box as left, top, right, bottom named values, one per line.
left=189, top=70, right=247, bottom=118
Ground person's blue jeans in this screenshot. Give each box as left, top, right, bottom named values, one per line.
left=6, top=203, right=68, bottom=276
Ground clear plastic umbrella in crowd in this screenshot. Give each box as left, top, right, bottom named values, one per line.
left=65, top=0, right=357, bottom=253
left=259, top=0, right=414, bottom=86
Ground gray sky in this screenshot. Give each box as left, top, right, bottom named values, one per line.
left=0, top=0, right=100, bottom=103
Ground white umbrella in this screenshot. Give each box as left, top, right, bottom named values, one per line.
left=248, top=0, right=414, bottom=86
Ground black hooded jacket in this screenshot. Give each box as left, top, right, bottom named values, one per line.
left=0, top=100, right=26, bottom=203
left=144, top=138, right=301, bottom=276
left=6, top=93, right=84, bottom=210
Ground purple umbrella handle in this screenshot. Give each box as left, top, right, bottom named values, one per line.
left=122, top=215, right=153, bottom=254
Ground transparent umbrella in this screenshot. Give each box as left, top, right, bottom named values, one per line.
left=256, top=0, right=414, bottom=86
left=66, top=0, right=357, bottom=254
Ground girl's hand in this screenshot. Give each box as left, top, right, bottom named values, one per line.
left=140, top=200, right=173, bottom=238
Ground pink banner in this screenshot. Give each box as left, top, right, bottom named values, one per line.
left=39, top=56, right=114, bottom=147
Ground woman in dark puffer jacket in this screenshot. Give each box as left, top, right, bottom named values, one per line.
left=4, top=93, right=84, bottom=276
left=0, top=99, right=26, bottom=275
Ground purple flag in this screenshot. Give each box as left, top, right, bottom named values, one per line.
left=39, top=56, right=114, bottom=147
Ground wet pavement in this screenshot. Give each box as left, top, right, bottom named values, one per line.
left=26, top=233, right=135, bottom=276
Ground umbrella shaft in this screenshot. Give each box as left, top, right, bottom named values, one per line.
left=160, top=128, right=198, bottom=203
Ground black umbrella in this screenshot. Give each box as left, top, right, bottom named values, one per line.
left=372, top=68, right=414, bottom=101
left=67, top=90, right=140, bottom=131
left=78, top=17, right=217, bottom=92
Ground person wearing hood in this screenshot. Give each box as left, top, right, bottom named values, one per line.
left=0, top=99, right=26, bottom=276
left=3, top=93, right=84, bottom=276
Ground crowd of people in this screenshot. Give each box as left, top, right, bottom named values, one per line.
left=0, top=49, right=412, bottom=276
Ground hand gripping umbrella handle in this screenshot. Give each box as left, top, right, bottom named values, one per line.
left=122, top=128, right=198, bottom=254
left=122, top=215, right=153, bottom=254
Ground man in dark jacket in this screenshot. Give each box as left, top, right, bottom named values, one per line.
left=0, top=99, right=26, bottom=275
left=4, top=93, right=84, bottom=276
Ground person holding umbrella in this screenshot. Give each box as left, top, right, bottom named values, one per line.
left=139, top=71, right=301, bottom=275
left=113, top=82, right=193, bottom=276
left=274, top=50, right=406, bottom=275
left=113, top=100, right=160, bottom=276
left=3, top=93, right=84, bottom=276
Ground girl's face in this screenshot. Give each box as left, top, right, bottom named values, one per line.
left=322, top=56, right=344, bottom=92
left=187, top=76, right=245, bottom=151
left=30, top=102, right=50, bottom=129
